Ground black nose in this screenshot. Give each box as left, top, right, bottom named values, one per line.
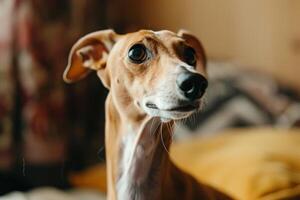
left=176, top=72, right=208, bottom=100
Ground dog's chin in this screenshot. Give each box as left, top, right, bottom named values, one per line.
left=143, top=102, right=199, bottom=122
left=159, top=111, right=194, bottom=123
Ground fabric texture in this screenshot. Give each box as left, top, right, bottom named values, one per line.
left=68, top=128, right=300, bottom=200
left=0, top=187, right=106, bottom=200
left=0, top=0, right=108, bottom=194
left=171, top=128, right=300, bottom=200
left=180, top=62, right=300, bottom=136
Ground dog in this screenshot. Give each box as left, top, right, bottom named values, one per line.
left=63, top=29, right=232, bottom=200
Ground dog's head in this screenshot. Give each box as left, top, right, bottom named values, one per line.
left=64, top=29, right=207, bottom=121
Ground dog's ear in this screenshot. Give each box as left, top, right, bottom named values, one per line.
left=177, top=29, right=206, bottom=66
left=63, top=29, right=119, bottom=87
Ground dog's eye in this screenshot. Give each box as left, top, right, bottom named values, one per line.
left=128, top=44, right=147, bottom=63
left=183, top=47, right=196, bottom=66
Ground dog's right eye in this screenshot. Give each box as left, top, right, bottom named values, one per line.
left=128, top=44, right=147, bottom=63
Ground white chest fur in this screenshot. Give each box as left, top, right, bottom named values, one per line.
left=116, top=123, right=160, bottom=200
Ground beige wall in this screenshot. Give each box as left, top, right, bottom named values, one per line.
left=123, top=0, right=300, bottom=91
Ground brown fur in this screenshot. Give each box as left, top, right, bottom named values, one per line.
left=64, top=29, right=232, bottom=200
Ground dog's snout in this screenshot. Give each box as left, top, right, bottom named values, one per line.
left=176, top=72, right=208, bottom=101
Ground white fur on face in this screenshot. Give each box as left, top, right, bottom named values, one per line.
left=141, top=63, right=200, bottom=121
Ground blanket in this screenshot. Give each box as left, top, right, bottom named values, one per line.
left=70, top=128, right=300, bottom=200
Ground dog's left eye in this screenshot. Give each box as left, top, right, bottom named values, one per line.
left=128, top=44, right=148, bottom=63
left=183, top=47, right=196, bottom=66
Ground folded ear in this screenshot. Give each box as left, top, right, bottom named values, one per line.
left=63, top=29, right=118, bottom=86
left=177, top=29, right=206, bottom=66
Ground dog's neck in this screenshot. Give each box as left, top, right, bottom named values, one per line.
left=105, top=94, right=174, bottom=200
left=104, top=93, right=230, bottom=200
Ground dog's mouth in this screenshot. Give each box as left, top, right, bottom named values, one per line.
left=144, top=100, right=201, bottom=122
left=146, top=102, right=198, bottom=112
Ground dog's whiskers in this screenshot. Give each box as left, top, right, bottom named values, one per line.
left=166, top=123, right=174, bottom=143
left=152, top=120, right=162, bottom=136
left=149, top=118, right=155, bottom=136
left=160, top=123, right=170, bottom=155
left=169, top=123, right=175, bottom=142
